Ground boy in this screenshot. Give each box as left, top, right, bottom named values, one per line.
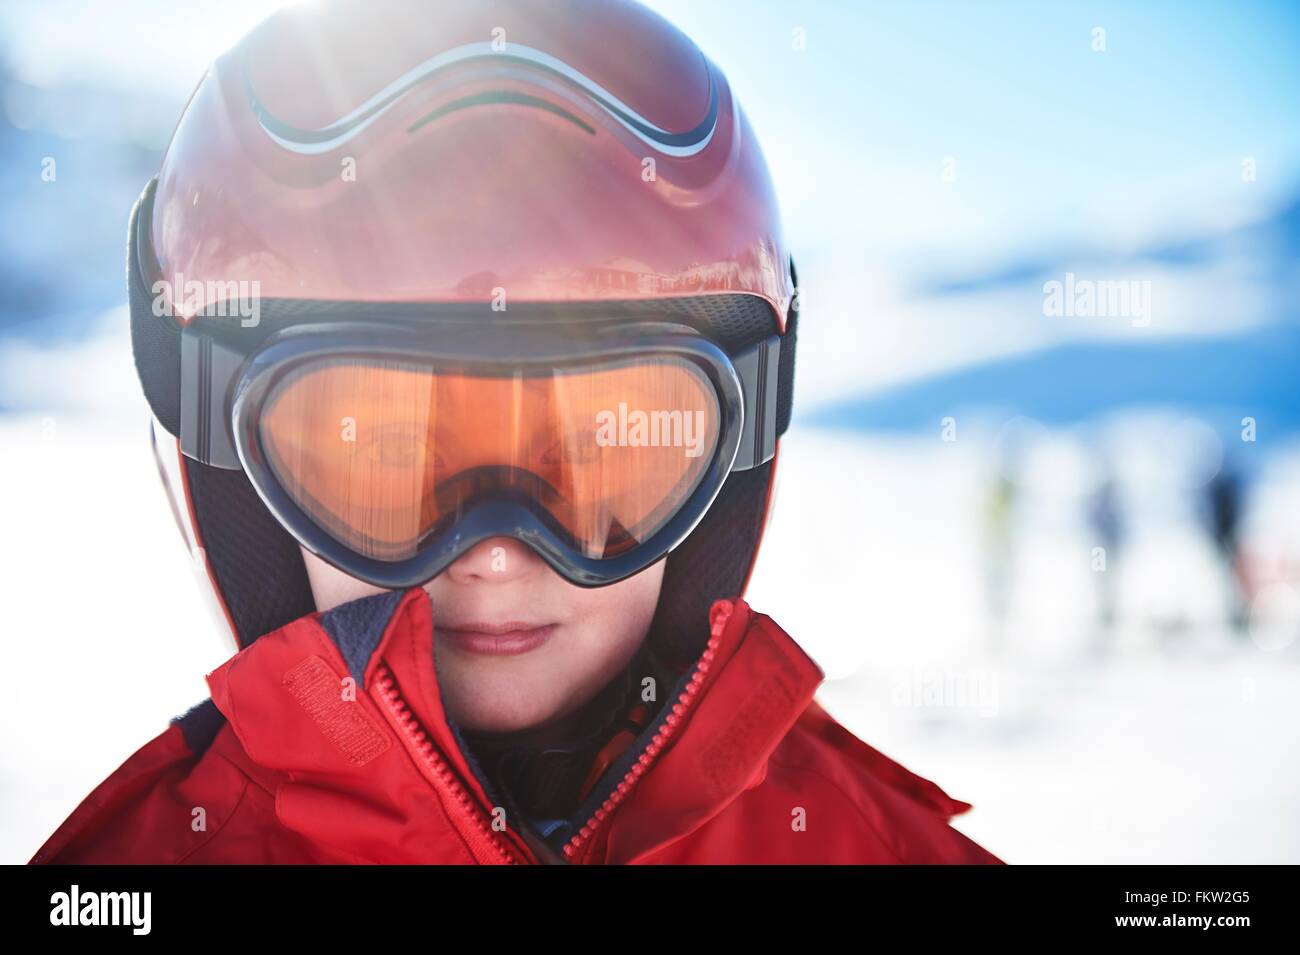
left=32, top=0, right=1001, bottom=865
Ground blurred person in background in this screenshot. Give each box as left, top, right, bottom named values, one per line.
left=1204, top=463, right=1250, bottom=635
left=982, top=459, right=1019, bottom=656
left=1086, top=467, right=1125, bottom=652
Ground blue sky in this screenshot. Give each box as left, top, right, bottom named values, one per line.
left=642, top=0, right=1300, bottom=267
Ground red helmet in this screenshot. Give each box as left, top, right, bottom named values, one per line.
left=131, top=0, right=799, bottom=662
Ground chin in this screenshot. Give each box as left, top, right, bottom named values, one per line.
left=449, top=691, right=561, bottom=734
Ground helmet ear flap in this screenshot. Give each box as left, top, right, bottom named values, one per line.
left=129, top=176, right=183, bottom=437
left=647, top=460, right=775, bottom=666
left=183, top=452, right=317, bottom=649
left=149, top=417, right=246, bottom=650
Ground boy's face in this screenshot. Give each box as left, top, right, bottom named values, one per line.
left=301, top=539, right=665, bottom=733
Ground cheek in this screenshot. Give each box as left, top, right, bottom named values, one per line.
left=568, top=561, right=665, bottom=641
left=558, top=561, right=665, bottom=673
left=301, top=546, right=387, bottom=612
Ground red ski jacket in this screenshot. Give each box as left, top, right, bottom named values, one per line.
left=31, top=588, right=1003, bottom=864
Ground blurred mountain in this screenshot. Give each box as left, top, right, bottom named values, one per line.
left=811, top=192, right=1300, bottom=441
left=914, top=192, right=1300, bottom=303
left=811, top=326, right=1300, bottom=437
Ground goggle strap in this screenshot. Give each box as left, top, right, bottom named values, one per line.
left=731, top=334, right=781, bottom=471
left=181, top=329, right=244, bottom=470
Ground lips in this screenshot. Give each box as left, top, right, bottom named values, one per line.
left=435, top=621, right=557, bottom=656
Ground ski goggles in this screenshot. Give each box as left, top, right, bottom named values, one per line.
left=180, top=320, right=780, bottom=587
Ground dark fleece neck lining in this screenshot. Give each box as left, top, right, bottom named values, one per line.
left=318, top=589, right=407, bottom=686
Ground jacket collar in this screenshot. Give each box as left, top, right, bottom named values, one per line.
left=205, top=587, right=823, bottom=864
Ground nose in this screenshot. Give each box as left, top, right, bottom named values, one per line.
left=441, top=536, right=542, bottom=585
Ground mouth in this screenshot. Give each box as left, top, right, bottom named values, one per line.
left=435, top=620, right=558, bottom=657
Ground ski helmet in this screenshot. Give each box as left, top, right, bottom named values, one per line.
left=129, top=0, right=799, bottom=664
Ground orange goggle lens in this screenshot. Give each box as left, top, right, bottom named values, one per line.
left=258, top=356, right=721, bottom=562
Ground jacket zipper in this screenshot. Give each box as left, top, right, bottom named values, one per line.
left=560, top=609, right=730, bottom=863
left=372, top=664, right=530, bottom=865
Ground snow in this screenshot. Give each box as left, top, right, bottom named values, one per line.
left=749, top=428, right=1300, bottom=863
left=0, top=356, right=236, bottom=863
